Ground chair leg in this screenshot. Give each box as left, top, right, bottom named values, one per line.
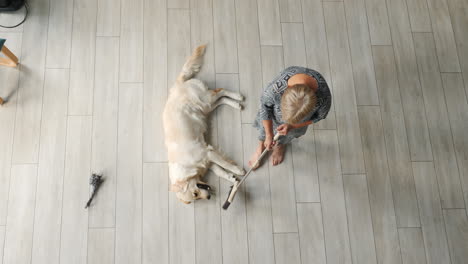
left=0, top=45, right=18, bottom=67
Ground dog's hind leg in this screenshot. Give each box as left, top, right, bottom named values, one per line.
left=210, top=97, right=243, bottom=112
left=207, top=149, right=245, bottom=176
left=210, top=88, right=244, bottom=103
left=210, top=164, right=238, bottom=183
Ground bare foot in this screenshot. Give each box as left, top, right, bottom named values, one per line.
left=271, top=144, right=286, bottom=166
left=249, top=141, right=265, bottom=169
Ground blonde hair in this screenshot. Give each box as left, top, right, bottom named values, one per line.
left=281, top=84, right=317, bottom=124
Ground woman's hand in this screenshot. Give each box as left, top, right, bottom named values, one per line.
left=277, top=124, right=292, bottom=136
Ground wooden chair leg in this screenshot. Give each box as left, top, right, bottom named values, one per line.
left=0, top=45, right=18, bottom=67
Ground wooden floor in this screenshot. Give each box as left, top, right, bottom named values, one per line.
left=1, top=0, right=468, bottom=263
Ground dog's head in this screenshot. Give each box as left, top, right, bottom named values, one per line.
left=169, top=163, right=212, bottom=204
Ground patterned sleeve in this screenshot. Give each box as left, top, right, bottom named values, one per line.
left=311, top=98, right=331, bottom=123
left=310, top=85, right=332, bottom=123
left=258, top=85, right=276, bottom=120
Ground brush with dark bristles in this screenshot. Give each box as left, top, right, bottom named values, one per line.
left=223, top=134, right=280, bottom=210
left=85, top=173, right=104, bottom=209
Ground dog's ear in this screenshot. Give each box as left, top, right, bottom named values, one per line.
left=170, top=181, right=188, bottom=193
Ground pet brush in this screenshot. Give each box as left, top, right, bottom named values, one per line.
left=222, top=133, right=280, bottom=210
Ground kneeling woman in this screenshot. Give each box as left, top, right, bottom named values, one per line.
left=249, top=66, right=332, bottom=168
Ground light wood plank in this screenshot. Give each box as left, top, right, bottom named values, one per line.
left=260, top=46, right=284, bottom=88
left=60, top=116, right=92, bottom=264
left=281, top=23, right=306, bottom=67
left=31, top=69, right=69, bottom=264
left=413, top=33, right=464, bottom=208
left=190, top=0, right=216, bottom=88
left=115, top=83, right=143, bottom=264
left=297, top=203, right=327, bottom=264
left=302, top=0, right=331, bottom=77
left=257, top=0, right=282, bottom=45
left=323, top=2, right=365, bottom=174
left=45, top=0, right=73, bottom=68
left=398, top=228, right=427, bottom=264
left=274, top=233, right=301, bottom=264
left=278, top=0, right=302, bottom=22
left=386, top=0, right=433, bottom=161
left=315, top=130, right=352, bottom=264
left=0, top=9, right=24, bottom=33
left=443, top=209, right=468, bottom=264
left=2, top=164, right=37, bottom=264
left=119, top=0, right=143, bottom=82
left=143, top=0, right=167, bottom=162
left=441, top=73, right=468, bottom=209
left=242, top=125, right=275, bottom=264
left=426, top=0, right=461, bottom=72
left=269, top=145, right=298, bottom=233
left=89, top=37, right=119, bottom=227
left=292, top=131, right=320, bottom=202
left=302, top=0, right=337, bottom=130
left=448, top=0, right=468, bottom=101
left=11, top=0, right=49, bottom=163
left=168, top=0, right=189, bottom=8
left=235, top=0, right=263, bottom=122
left=343, top=174, right=378, bottom=264
left=412, top=162, right=451, bottom=264
left=358, top=106, right=402, bottom=264
left=97, top=0, right=120, bottom=36
left=88, top=229, right=115, bottom=264
left=216, top=74, right=249, bottom=264
left=167, top=9, right=191, bottom=85
left=406, top=0, right=432, bottom=32
left=169, top=193, right=195, bottom=264
left=0, top=33, right=21, bottom=225
left=0, top=226, right=4, bottom=264
left=68, top=0, right=97, bottom=115
left=365, top=0, right=391, bottom=44
left=143, top=163, right=169, bottom=264
left=213, top=0, right=238, bottom=73
left=372, top=46, right=420, bottom=227
left=344, top=0, right=379, bottom=105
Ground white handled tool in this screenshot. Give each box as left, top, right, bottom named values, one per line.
left=222, top=133, right=281, bottom=210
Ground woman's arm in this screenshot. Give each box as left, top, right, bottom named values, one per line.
left=290, top=120, right=312, bottom=129
left=262, top=119, right=274, bottom=137
left=277, top=121, right=313, bottom=136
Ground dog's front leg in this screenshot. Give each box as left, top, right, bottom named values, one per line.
left=210, top=164, right=238, bottom=183
left=207, top=149, right=245, bottom=176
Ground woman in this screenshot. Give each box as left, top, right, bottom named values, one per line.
left=249, top=66, right=332, bottom=168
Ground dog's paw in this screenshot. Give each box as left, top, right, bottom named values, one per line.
left=233, top=93, right=244, bottom=102
left=233, top=102, right=243, bottom=110
left=227, top=173, right=239, bottom=183
left=233, top=167, right=246, bottom=176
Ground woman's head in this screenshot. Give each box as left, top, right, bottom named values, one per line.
left=281, top=84, right=317, bottom=124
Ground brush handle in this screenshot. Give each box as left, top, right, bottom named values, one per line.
left=222, top=133, right=280, bottom=210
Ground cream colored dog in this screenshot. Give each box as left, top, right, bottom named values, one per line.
left=163, top=45, right=246, bottom=204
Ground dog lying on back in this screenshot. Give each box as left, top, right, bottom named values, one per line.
left=163, top=45, right=245, bottom=204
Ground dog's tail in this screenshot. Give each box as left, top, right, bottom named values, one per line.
left=177, top=44, right=207, bottom=83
